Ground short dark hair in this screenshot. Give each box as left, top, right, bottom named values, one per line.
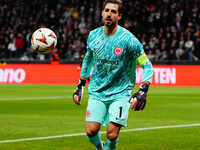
left=103, top=0, right=123, bottom=14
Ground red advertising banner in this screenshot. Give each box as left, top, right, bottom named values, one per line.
left=0, top=64, right=200, bottom=86
left=0, top=64, right=80, bottom=85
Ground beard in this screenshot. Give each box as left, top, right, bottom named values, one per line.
left=102, top=17, right=117, bottom=27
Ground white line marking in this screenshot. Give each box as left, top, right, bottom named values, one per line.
left=0, top=123, right=200, bottom=144
left=0, top=96, right=71, bottom=101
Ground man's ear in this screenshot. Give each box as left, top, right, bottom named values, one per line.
left=118, top=13, right=122, bottom=20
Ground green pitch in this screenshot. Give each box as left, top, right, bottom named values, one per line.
left=0, top=85, right=200, bottom=150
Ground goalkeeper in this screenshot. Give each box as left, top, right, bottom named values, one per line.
left=73, top=0, right=154, bottom=149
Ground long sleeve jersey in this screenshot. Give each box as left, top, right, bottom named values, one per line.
left=80, top=25, right=154, bottom=100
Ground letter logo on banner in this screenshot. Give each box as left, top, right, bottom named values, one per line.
left=0, top=68, right=26, bottom=83
left=154, top=68, right=176, bottom=84
left=136, top=67, right=176, bottom=84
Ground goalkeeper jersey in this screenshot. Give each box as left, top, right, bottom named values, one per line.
left=80, top=25, right=153, bottom=100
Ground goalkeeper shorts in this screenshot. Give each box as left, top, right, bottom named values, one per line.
left=85, top=96, right=131, bottom=127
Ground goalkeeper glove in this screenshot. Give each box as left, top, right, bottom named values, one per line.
left=73, top=79, right=86, bottom=105
left=130, top=83, right=149, bottom=111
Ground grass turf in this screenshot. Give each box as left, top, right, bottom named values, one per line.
left=0, top=85, right=200, bottom=150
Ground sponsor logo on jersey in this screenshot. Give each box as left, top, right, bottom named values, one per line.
left=96, top=58, right=119, bottom=65
left=114, top=47, right=123, bottom=55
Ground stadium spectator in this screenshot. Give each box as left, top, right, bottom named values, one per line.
left=15, top=33, right=25, bottom=58
left=146, top=49, right=155, bottom=61
left=175, top=43, right=185, bottom=60
left=154, top=48, right=162, bottom=61
left=160, top=50, right=168, bottom=61
left=194, top=37, right=200, bottom=59
left=7, top=38, right=17, bottom=59
left=51, top=49, right=60, bottom=64
left=168, top=49, right=177, bottom=60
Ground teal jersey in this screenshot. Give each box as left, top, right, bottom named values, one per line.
left=81, top=25, right=153, bottom=100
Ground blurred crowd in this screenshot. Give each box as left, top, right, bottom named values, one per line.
left=0, top=0, right=200, bottom=62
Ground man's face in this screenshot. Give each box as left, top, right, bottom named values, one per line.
left=102, top=3, right=121, bottom=27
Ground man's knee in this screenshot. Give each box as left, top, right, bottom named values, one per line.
left=107, top=132, right=119, bottom=141
left=86, top=122, right=101, bottom=137
left=107, top=122, right=121, bottom=141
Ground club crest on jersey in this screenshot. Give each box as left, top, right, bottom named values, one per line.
left=114, top=47, right=123, bottom=55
